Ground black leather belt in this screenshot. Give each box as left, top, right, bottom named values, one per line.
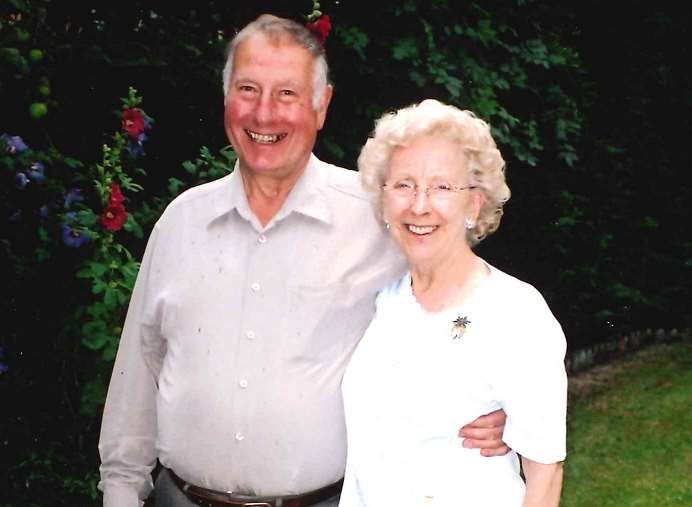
left=167, top=468, right=343, bottom=507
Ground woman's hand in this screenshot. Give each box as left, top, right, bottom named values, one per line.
left=458, top=409, right=510, bottom=457
left=521, top=457, right=563, bottom=507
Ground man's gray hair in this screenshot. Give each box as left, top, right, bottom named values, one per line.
left=222, top=14, right=330, bottom=111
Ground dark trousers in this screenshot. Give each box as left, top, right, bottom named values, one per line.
left=153, top=468, right=340, bottom=507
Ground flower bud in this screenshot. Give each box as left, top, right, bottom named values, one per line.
left=29, top=102, right=48, bottom=119
left=29, top=49, right=43, bottom=62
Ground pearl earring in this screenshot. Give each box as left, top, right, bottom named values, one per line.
left=464, top=217, right=474, bottom=229
left=384, top=221, right=390, bottom=230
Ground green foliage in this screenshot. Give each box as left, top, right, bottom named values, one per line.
left=62, top=88, right=146, bottom=367
left=328, top=2, right=583, bottom=168
left=182, top=144, right=236, bottom=182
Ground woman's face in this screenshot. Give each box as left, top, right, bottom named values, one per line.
left=382, top=135, right=481, bottom=269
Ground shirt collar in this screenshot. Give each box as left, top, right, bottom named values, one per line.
left=273, top=154, right=332, bottom=225
left=209, top=154, right=333, bottom=228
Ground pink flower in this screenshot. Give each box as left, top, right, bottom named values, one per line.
left=306, top=15, right=332, bottom=46
left=122, top=108, right=145, bottom=138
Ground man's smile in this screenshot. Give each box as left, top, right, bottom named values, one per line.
left=245, top=129, right=288, bottom=144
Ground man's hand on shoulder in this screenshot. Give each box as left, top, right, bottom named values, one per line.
left=458, top=408, right=510, bottom=457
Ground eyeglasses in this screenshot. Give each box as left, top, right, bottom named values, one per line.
left=382, top=179, right=476, bottom=201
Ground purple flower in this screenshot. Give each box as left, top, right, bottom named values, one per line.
left=1, top=133, right=28, bottom=154
left=27, top=161, right=45, bottom=182
left=0, top=346, right=7, bottom=375
left=38, top=205, right=50, bottom=218
left=61, top=212, right=91, bottom=248
left=15, top=172, right=29, bottom=189
left=127, top=132, right=147, bottom=157
left=64, top=188, right=84, bottom=209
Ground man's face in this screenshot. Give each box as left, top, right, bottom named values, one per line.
left=224, top=34, right=331, bottom=180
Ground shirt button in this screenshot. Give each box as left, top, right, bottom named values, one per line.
left=246, top=330, right=255, bottom=340
left=250, top=282, right=260, bottom=292
left=234, top=432, right=245, bottom=441
left=257, top=234, right=267, bottom=244
left=238, top=379, right=248, bottom=388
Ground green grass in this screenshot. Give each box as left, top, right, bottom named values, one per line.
left=561, top=340, right=692, bottom=506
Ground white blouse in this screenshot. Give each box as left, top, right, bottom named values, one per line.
left=340, top=262, right=567, bottom=506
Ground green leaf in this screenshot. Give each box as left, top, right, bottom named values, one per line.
left=102, top=342, right=118, bottom=362
left=89, top=262, right=108, bottom=276
left=167, top=177, right=185, bottom=195
left=409, top=70, right=426, bottom=87
left=220, top=145, right=237, bottom=163
left=80, top=378, right=107, bottom=416
left=63, top=157, right=83, bottom=169
left=605, top=144, right=626, bottom=154
left=92, top=281, right=107, bottom=294
left=122, top=214, right=144, bottom=238
left=556, top=216, right=577, bottom=227
left=104, top=286, right=119, bottom=307
left=182, top=160, right=198, bottom=174
left=335, top=26, right=369, bottom=61
left=37, top=226, right=49, bottom=242
left=392, top=37, right=419, bottom=61
left=82, top=320, right=106, bottom=336
left=76, top=209, right=99, bottom=226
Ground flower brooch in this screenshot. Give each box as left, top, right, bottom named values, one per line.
left=451, top=316, right=471, bottom=339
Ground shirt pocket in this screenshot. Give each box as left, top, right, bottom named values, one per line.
left=284, top=280, right=346, bottom=360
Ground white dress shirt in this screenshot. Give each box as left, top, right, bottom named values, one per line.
left=340, top=263, right=567, bottom=506
left=98, top=155, right=406, bottom=506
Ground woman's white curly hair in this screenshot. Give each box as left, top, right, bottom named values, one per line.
left=358, top=99, right=511, bottom=246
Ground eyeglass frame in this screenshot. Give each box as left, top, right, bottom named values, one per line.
left=381, top=180, right=477, bottom=200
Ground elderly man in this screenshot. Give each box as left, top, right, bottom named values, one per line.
left=98, top=14, right=507, bottom=507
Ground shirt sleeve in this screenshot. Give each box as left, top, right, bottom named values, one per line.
left=493, top=286, right=568, bottom=464
left=98, top=224, right=164, bottom=506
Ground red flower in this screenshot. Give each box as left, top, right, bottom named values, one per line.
left=122, top=108, right=145, bottom=138
left=109, top=183, right=125, bottom=204
left=306, top=15, right=331, bottom=46
left=101, top=202, right=128, bottom=231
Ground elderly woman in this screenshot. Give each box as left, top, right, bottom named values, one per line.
left=339, top=99, right=567, bottom=506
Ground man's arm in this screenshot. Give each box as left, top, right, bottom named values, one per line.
left=521, top=457, right=563, bottom=507
left=458, top=409, right=510, bottom=457
left=98, top=227, right=162, bottom=506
